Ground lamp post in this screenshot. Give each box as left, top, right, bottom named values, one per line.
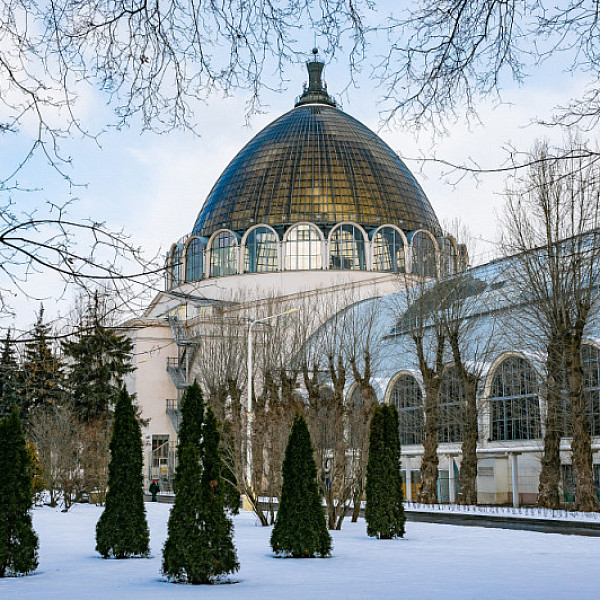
left=246, top=308, right=299, bottom=488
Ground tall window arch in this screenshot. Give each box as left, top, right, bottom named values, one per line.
left=209, top=231, right=238, bottom=277
left=284, top=224, right=323, bottom=270
left=389, top=374, right=424, bottom=445
left=244, top=226, right=279, bottom=273
left=185, top=237, right=204, bottom=282
left=329, top=223, right=366, bottom=270
left=372, top=227, right=406, bottom=273
left=582, top=344, right=600, bottom=436
left=411, top=231, right=437, bottom=277
left=439, top=366, right=464, bottom=443
left=440, top=237, right=458, bottom=277
left=169, top=246, right=182, bottom=288
left=489, top=356, right=541, bottom=441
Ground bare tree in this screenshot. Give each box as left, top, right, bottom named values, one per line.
left=29, top=403, right=85, bottom=509
left=379, top=2, right=600, bottom=134
left=503, top=140, right=600, bottom=512
left=439, top=271, right=497, bottom=505
left=1, top=199, right=160, bottom=333
left=397, top=277, right=447, bottom=504
left=0, top=0, right=369, bottom=185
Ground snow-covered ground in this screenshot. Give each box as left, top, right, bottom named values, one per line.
left=2, top=502, right=599, bottom=599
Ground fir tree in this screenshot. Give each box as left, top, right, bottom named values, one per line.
left=0, top=331, right=21, bottom=418
left=271, top=414, right=331, bottom=558
left=22, top=306, right=63, bottom=418
left=365, top=404, right=405, bottom=539
left=63, top=294, right=134, bottom=422
left=162, top=382, right=238, bottom=584
left=95, top=387, right=149, bottom=558
left=0, top=408, right=39, bottom=576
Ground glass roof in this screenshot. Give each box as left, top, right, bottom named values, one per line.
left=193, top=64, right=441, bottom=238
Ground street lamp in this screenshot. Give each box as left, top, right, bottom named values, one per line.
left=246, top=308, right=299, bottom=488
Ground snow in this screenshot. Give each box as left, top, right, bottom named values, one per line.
left=406, top=501, right=600, bottom=522
left=2, top=502, right=599, bottom=599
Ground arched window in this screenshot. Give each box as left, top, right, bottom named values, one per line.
left=169, top=246, right=182, bottom=288
left=389, top=374, right=424, bottom=445
left=439, top=366, right=464, bottom=443
left=185, top=238, right=204, bottom=282
left=489, top=356, right=541, bottom=441
left=440, top=238, right=458, bottom=277
left=411, top=231, right=437, bottom=277
left=244, top=227, right=279, bottom=273
left=209, top=231, right=238, bottom=277
left=582, top=344, right=600, bottom=436
left=372, top=227, right=406, bottom=273
left=329, top=224, right=366, bottom=270
left=284, top=224, right=323, bottom=270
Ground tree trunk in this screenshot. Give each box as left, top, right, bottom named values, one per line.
left=567, top=335, right=600, bottom=512
left=457, top=378, right=478, bottom=505
left=418, top=378, right=440, bottom=503
left=537, top=338, right=563, bottom=509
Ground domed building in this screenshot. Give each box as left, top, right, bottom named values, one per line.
left=129, top=57, right=467, bottom=493
left=163, top=58, right=465, bottom=294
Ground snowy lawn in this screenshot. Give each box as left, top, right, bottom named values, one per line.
left=1, top=502, right=599, bottom=600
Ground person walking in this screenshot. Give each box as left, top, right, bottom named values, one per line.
left=149, top=479, right=160, bottom=502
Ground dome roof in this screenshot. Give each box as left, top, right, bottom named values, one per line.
left=193, top=62, right=440, bottom=238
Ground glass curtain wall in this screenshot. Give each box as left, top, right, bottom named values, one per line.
left=390, top=374, right=424, bottom=445
left=440, top=238, right=458, bottom=277
left=372, top=227, right=406, bottom=272
left=439, top=366, right=465, bottom=443
left=411, top=231, right=437, bottom=277
left=489, top=356, right=541, bottom=441
left=582, top=344, right=600, bottom=436
left=329, top=224, right=366, bottom=270
left=244, top=227, right=279, bottom=273
left=185, top=237, right=204, bottom=282
left=170, top=247, right=182, bottom=288
left=209, top=231, right=239, bottom=277
left=284, top=224, right=323, bottom=270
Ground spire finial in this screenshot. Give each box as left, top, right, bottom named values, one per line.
left=294, top=50, right=336, bottom=108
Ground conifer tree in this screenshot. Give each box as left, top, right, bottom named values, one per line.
left=22, top=306, right=63, bottom=418
left=365, top=404, right=405, bottom=539
left=162, top=382, right=238, bottom=584
left=95, top=387, right=149, bottom=558
left=63, top=294, right=134, bottom=422
left=271, top=414, right=331, bottom=557
left=0, top=408, right=39, bottom=576
left=0, top=331, right=20, bottom=418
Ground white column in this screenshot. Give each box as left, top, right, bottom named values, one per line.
left=448, top=456, right=456, bottom=503
left=404, top=458, right=412, bottom=502
left=510, top=453, right=519, bottom=508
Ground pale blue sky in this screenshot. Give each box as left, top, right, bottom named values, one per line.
left=1, top=10, right=591, bottom=337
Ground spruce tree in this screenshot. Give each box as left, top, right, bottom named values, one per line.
left=63, top=294, right=134, bottom=422
left=95, top=387, right=149, bottom=558
left=162, top=382, right=238, bottom=584
left=365, top=404, right=405, bottom=539
left=22, top=306, right=63, bottom=418
left=271, top=414, right=331, bottom=558
left=0, top=331, right=21, bottom=418
left=0, top=408, right=39, bottom=576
